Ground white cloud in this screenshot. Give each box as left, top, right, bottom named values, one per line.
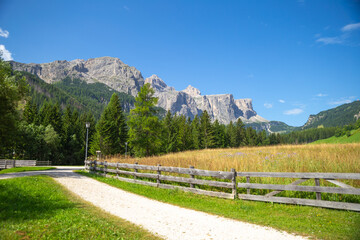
left=284, top=108, right=304, bottom=115
left=264, top=103, right=273, bottom=109
left=0, top=45, right=13, bottom=61
left=0, top=28, right=9, bottom=38
left=316, top=22, right=360, bottom=46
left=316, top=93, right=328, bottom=97
left=316, top=37, right=342, bottom=45
left=342, top=23, right=360, bottom=32
left=278, top=99, right=285, bottom=103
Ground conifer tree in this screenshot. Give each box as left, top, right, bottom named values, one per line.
left=213, top=120, right=226, bottom=148
left=23, top=101, right=39, bottom=125
left=226, top=121, right=237, bottom=147
left=128, top=83, right=161, bottom=157
left=162, top=110, right=178, bottom=153
left=235, top=118, right=247, bottom=146
left=199, top=110, right=214, bottom=149
left=95, top=93, right=128, bottom=155
left=191, top=115, right=201, bottom=149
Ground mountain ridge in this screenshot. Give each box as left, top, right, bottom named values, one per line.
left=11, top=57, right=268, bottom=125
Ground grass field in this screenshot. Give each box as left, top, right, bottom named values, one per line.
left=312, top=129, right=360, bottom=144
left=107, top=143, right=360, bottom=173
left=0, top=166, right=55, bottom=174
left=0, top=176, right=160, bottom=240
left=78, top=171, right=360, bottom=240
left=104, top=143, right=360, bottom=204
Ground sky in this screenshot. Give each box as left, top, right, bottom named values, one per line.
left=1, top=0, right=360, bottom=126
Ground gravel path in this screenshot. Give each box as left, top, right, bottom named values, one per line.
left=1, top=167, right=307, bottom=240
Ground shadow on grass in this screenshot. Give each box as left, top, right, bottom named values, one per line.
left=0, top=176, right=76, bottom=221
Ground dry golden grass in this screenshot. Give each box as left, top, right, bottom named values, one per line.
left=105, top=143, right=360, bottom=173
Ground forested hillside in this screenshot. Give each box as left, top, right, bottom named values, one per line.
left=302, top=101, right=360, bottom=129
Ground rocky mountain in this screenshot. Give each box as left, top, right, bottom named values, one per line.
left=10, top=57, right=144, bottom=96
left=145, top=74, right=267, bottom=124
left=11, top=57, right=268, bottom=125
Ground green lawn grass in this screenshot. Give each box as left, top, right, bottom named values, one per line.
left=0, top=175, right=161, bottom=240
left=77, top=171, right=360, bottom=240
left=0, top=166, right=56, bottom=174
left=312, top=129, right=360, bottom=144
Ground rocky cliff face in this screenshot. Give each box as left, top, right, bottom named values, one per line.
left=10, top=57, right=144, bottom=96
left=11, top=57, right=267, bottom=124
left=145, top=74, right=268, bottom=124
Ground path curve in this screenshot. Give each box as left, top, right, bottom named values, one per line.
left=0, top=167, right=307, bottom=240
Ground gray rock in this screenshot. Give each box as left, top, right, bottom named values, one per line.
left=10, top=56, right=144, bottom=95
left=145, top=75, right=268, bottom=124
left=11, top=56, right=268, bottom=125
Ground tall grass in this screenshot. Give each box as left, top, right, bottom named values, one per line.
left=104, top=143, right=360, bottom=201
left=106, top=143, right=360, bottom=173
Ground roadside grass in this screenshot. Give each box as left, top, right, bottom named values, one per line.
left=0, top=175, right=161, bottom=240
left=77, top=171, right=360, bottom=240
left=0, top=166, right=56, bottom=174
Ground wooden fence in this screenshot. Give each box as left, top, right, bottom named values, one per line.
left=84, top=160, right=360, bottom=211
left=0, top=160, right=52, bottom=169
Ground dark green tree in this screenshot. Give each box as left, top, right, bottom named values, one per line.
left=128, top=83, right=161, bottom=157
left=199, top=110, right=214, bottom=149
left=0, top=59, right=28, bottom=154
left=191, top=115, right=201, bottom=150
left=94, top=93, right=128, bottom=155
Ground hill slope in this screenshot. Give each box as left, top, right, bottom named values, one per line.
left=302, top=101, right=360, bottom=129
left=311, top=129, right=360, bottom=144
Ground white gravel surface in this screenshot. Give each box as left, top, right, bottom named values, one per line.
left=1, top=167, right=307, bottom=240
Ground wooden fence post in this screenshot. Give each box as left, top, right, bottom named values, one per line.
left=157, top=164, right=161, bottom=186
left=246, top=176, right=251, bottom=195
left=13, top=160, right=16, bottom=168
left=190, top=165, right=195, bottom=188
left=134, top=162, right=138, bottom=180
left=94, top=160, right=97, bottom=173
left=231, top=168, right=237, bottom=199
left=104, top=161, right=107, bottom=177
left=315, top=178, right=321, bottom=200
left=5, top=160, right=7, bottom=169
left=116, top=163, right=119, bottom=178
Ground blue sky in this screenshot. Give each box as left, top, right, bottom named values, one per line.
left=1, top=0, right=359, bottom=126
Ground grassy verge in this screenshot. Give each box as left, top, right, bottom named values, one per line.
left=77, top=171, right=360, bottom=240
left=0, top=175, right=161, bottom=240
left=312, top=129, right=360, bottom=144
left=0, top=166, right=56, bottom=174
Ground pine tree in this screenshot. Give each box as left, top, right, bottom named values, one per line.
left=128, top=83, right=161, bottom=157
left=226, top=121, right=237, bottom=147
left=191, top=115, right=200, bottom=150
left=95, top=93, right=128, bottom=155
left=199, top=110, right=214, bottom=149
left=162, top=110, right=178, bottom=153
left=235, top=118, right=247, bottom=146
left=213, top=120, right=226, bottom=148
left=23, top=101, right=39, bottom=125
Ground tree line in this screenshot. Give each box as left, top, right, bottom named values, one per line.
left=88, top=83, right=279, bottom=158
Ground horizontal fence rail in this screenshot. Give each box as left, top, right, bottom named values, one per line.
left=0, top=160, right=37, bottom=169
left=84, top=160, right=360, bottom=211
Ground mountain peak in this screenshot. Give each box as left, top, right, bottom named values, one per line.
left=144, top=75, right=169, bottom=92
left=182, top=85, right=201, bottom=97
